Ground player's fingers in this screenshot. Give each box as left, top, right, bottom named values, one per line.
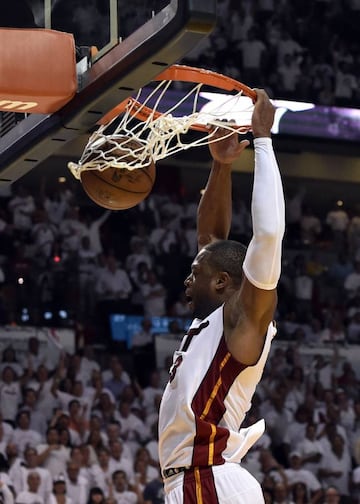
left=236, top=139, right=250, bottom=152
left=211, top=126, right=238, bottom=140
left=252, top=88, right=267, bottom=100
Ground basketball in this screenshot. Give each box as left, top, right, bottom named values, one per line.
left=80, top=138, right=156, bottom=210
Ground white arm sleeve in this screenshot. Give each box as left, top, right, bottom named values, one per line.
left=243, top=137, right=285, bottom=290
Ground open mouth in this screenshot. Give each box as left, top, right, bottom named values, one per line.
left=185, top=295, right=193, bottom=309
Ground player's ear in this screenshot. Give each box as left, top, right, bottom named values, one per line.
left=215, top=271, right=230, bottom=291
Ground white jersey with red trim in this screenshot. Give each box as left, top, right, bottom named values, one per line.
left=158, top=305, right=276, bottom=472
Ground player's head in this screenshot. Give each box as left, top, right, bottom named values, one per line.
left=184, top=240, right=246, bottom=319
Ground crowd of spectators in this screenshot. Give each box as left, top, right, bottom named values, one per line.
left=0, top=335, right=166, bottom=504
left=182, top=0, right=360, bottom=109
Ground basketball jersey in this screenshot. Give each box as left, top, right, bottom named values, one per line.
left=158, top=305, right=276, bottom=472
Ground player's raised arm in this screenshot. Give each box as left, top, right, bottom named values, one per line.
left=197, top=128, right=249, bottom=250
left=224, top=89, right=285, bottom=365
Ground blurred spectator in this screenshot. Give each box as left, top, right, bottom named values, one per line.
left=59, top=207, right=86, bottom=260
left=344, top=261, right=360, bottom=300
left=107, top=440, right=134, bottom=483
left=140, top=272, right=166, bottom=318
left=140, top=371, right=163, bottom=419
left=284, top=451, right=322, bottom=502
left=149, top=216, right=177, bottom=258
left=132, top=318, right=153, bottom=349
left=95, top=255, right=133, bottom=321
left=115, top=401, right=149, bottom=456
left=125, top=241, right=152, bottom=273
left=296, top=423, right=324, bottom=475
left=322, top=486, right=341, bottom=504
left=27, top=365, right=58, bottom=422
left=142, top=466, right=164, bottom=504
left=276, top=29, right=305, bottom=67
left=291, top=481, right=310, bottom=504
left=15, top=471, right=44, bottom=504
left=81, top=211, right=110, bottom=257
left=238, top=27, right=267, bottom=86
left=0, top=366, right=23, bottom=423
left=8, top=185, right=35, bottom=241
left=285, top=368, right=307, bottom=415
left=73, top=441, right=91, bottom=471
left=76, top=346, right=101, bottom=386
left=102, top=358, right=130, bottom=402
left=327, top=252, right=353, bottom=293
left=299, top=317, right=321, bottom=345
left=0, top=347, right=22, bottom=378
left=89, top=448, right=112, bottom=497
left=285, top=404, right=310, bottom=450
left=86, top=487, right=105, bottom=504
left=31, top=211, right=58, bottom=261
left=22, top=337, right=50, bottom=371
left=285, top=187, right=306, bottom=247
left=277, top=54, right=302, bottom=100
left=0, top=480, right=14, bottom=504
left=64, top=460, right=89, bottom=504
left=260, top=387, right=292, bottom=466
left=230, top=200, right=251, bottom=244
left=110, top=470, right=137, bottom=504
left=102, top=356, right=131, bottom=385
left=132, top=447, right=158, bottom=494
left=318, top=433, right=351, bottom=499
left=311, top=353, right=337, bottom=391
left=43, top=188, right=70, bottom=228
left=334, top=62, right=357, bottom=107
left=268, top=481, right=290, bottom=504
left=10, top=446, right=51, bottom=503
left=319, top=315, right=346, bottom=345
left=169, top=291, right=192, bottom=318
left=300, top=206, right=322, bottom=246
left=352, top=466, right=360, bottom=503
left=325, top=202, right=349, bottom=253
left=129, top=222, right=152, bottom=254
left=77, top=236, right=98, bottom=318
left=49, top=475, right=72, bottom=504
left=346, top=311, right=360, bottom=343
left=37, top=427, right=70, bottom=480
left=317, top=76, right=336, bottom=106
left=129, top=262, right=151, bottom=313
left=91, top=391, right=116, bottom=429
left=293, top=258, right=314, bottom=322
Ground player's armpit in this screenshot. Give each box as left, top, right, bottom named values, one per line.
left=223, top=277, right=277, bottom=365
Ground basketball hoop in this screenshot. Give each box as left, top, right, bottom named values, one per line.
left=68, top=65, right=257, bottom=179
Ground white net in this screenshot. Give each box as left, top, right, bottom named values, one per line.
left=68, top=76, right=254, bottom=179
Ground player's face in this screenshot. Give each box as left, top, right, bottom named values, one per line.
left=184, top=249, right=220, bottom=319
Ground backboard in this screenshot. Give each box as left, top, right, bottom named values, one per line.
left=0, top=0, right=216, bottom=184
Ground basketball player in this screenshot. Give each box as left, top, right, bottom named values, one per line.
left=158, top=89, right=285, bottom=503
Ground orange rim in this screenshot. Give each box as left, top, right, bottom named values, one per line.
left=98, top=64, right=256, bottom=130
left=154, top=65, right=257, bottom=99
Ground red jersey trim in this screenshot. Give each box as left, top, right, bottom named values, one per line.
left=191, top=335, right=247, bottom=466
left=183, top=466, right=219, bottom=504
